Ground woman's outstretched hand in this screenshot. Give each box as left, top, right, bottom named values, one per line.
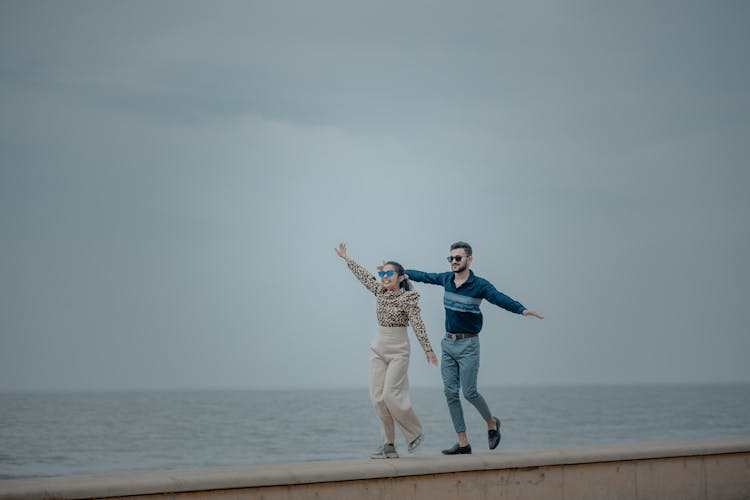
left=335, top=242, right=350, bottom=261
left=426, top=351, right=438, bottom=366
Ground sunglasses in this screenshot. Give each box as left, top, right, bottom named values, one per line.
left=378, top=270, right=396, bottom=278
left=447, top=255, right=465, bottom=263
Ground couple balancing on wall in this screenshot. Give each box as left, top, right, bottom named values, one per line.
left=335, top=241, right=544, bottom=458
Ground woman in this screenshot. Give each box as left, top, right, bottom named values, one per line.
left=335, top=242, right=438, bottom=459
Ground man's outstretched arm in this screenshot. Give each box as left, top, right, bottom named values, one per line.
left=404, top=269, right=448, bottom=286
left=483, top=281, right=544, bottom=319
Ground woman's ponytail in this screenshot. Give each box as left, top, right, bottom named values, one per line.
left=383, top=260, right=412, bottom=292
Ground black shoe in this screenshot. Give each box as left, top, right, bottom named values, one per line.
left=441, top=443, right=472, bottom=455
left=488, top=416, right=502, bottom=450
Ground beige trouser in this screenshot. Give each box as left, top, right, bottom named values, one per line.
left=369, top=326, right=423, bottom=445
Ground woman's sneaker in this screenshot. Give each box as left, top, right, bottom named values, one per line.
left=408, top=433, right=424, bottom=454
left=370, top=443, right=399, bottom=459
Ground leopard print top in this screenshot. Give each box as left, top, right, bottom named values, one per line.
left=347, top=259, right=433, bottom=353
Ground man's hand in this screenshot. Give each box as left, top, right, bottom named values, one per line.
left=522, top=309, right=544, bottom=319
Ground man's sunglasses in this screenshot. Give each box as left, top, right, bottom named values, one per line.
left=447, top=255, right=465, bottom=263
left=378, top=270, right=396, bottom=278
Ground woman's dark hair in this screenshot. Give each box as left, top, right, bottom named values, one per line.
left=383, top=260, right=412, bottom=291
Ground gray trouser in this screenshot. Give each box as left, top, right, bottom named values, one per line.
left=441, top=335, right=493, bottom=433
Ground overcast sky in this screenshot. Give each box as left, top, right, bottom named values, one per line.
left=1, top=0, right=749, bottom=392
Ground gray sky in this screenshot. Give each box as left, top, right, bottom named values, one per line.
left=1, top=0, right=749, bottom=391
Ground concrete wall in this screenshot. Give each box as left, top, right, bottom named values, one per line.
left=1, top=437, right=749, bottom=499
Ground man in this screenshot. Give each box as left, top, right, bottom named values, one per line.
left=406, top=241, right=543, bottom=454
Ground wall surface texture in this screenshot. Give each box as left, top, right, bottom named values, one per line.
left=1, top=437, right=749, bottom=499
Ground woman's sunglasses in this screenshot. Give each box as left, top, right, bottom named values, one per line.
left=377, top=270, right=396, bottom=278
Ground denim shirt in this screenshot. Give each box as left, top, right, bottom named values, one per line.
left=405, top=269, right=525, bottom=334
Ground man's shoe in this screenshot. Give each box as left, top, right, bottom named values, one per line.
left=488, top=416, right=502, bottom=450
left=441, top=443, right=472, bottom=455
left=408, top=433, right=424, bottom=454
left=370, top=443, right=399, bottom=459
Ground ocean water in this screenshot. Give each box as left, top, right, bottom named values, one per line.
left=1, top=383, right=749, bottom=479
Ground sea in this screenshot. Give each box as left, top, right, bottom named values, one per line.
left=1, top=383, right=749, bottom=479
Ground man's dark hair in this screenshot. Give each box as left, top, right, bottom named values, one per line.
left=450, top=241, right=472, bottom=256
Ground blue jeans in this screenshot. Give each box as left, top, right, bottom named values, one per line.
left=441, top=335, right=493, bottom=433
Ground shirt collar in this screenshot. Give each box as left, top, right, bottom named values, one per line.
left=452, top=269, right=475, bottom=288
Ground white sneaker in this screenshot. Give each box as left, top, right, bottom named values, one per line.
left=408, top=433, right=424, bottom=454
left=370, top=443, right=399, bottom=459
